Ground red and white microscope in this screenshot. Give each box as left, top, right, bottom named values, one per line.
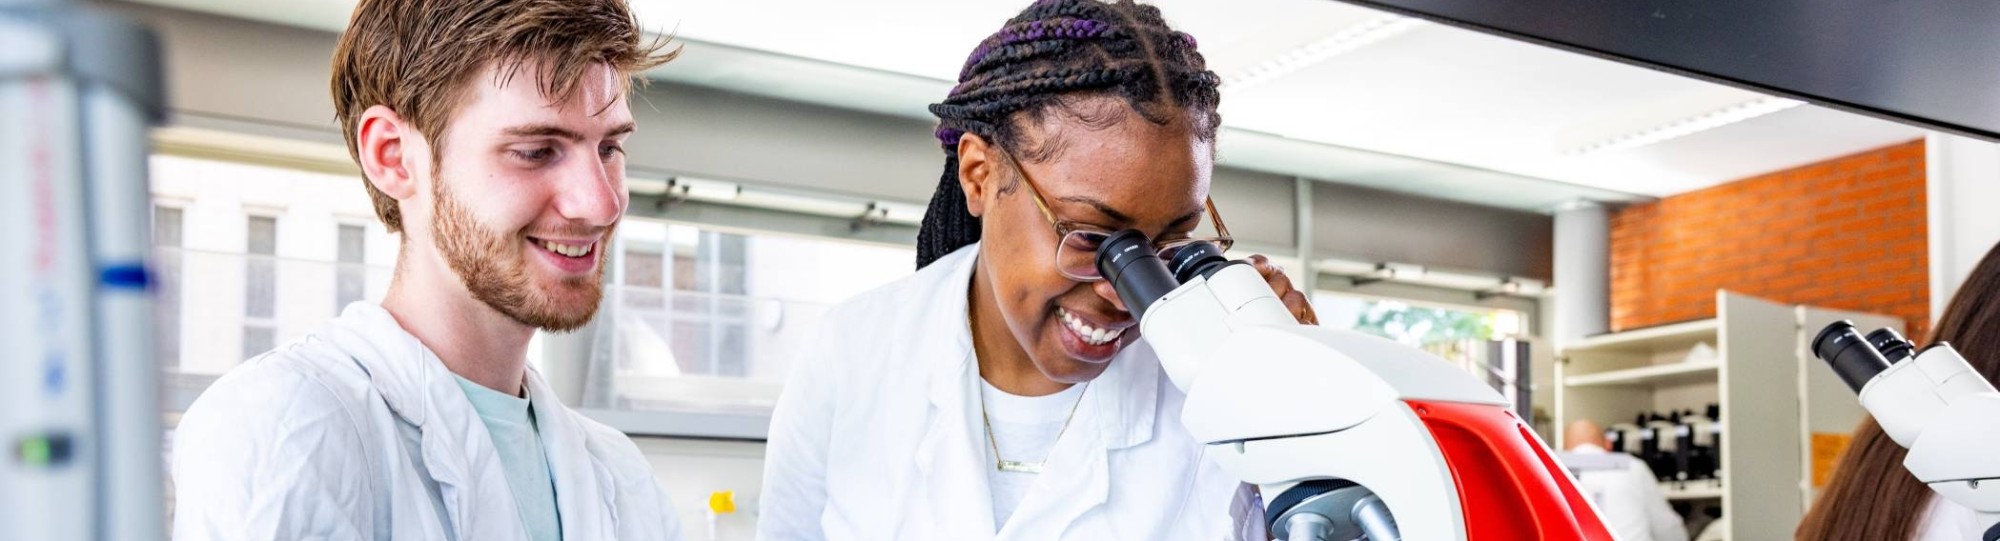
left=1095, top=231, right=1613, bottom=540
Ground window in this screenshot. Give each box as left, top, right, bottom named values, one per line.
left=674, top=230, right=750, bottom=377
left=243, top=216, right=278, bottom=358
left=151, top=155, right=400, bottom=375
left=1314, top=291, right=1531, bottom=414
left=336, top=225, right=367, bottom=310
left=1315, top=293, right=1524, bottom=346
left=154, top=206, right=184, bottom=367
left=596, top=219, right=914, bottom=412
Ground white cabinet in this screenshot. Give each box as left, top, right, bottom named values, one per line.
left=1556, top=290, right=1900, bottom=540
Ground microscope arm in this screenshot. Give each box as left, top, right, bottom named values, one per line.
left=1815, top=323, right=2000, bottom=540
left=1897, top=393, right=2000, bottom=538
left=1138, top=262, right=1608, bottom=540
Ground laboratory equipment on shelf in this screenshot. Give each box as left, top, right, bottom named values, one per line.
left=1605, top=406, right=1721, bottom=483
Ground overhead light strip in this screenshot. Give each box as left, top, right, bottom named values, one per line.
left=1316, top=257, right=1545, bottom=297
left=648, top=176, right=927, bottom=226
left=1565, top=97, right=1806, bottom=155
left=1224, top=15, right=1426, bottom=92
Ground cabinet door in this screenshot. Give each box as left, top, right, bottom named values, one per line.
left=1796, top=307, right=1903, bottom=506
left=1720, top=290, right=1801, bottom=541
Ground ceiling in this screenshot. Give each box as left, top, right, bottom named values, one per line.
left=123, top=0, right=1927, bottom=211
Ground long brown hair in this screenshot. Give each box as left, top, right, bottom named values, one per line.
left=1798, top=241, right=2000, bottom=540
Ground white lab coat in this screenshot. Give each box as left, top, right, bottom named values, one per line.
left=758, top=244, right=1262, bottom=541
left=1560, top=444, right=1687, bottom=541
left=1914, top=495, right=1987, bottom=541
left=171, top=302, right=682, bottom=541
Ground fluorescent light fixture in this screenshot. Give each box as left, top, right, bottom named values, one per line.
left=1423, top=269, right=1505, bottom=290
left=1224, top=15, right=1425, bottom=92
left=653, top=175, right=930, bottom=228
left=867, top=200, right=928, bottom=226
left=735, top=187, right=868, bottom=218
left=1518, top=278, right=1546, bottom=295
left=1378, top=262, right=1427, bottom=279
left=1315, top=257, right=1544, bottom=297
left=1566, top=97, right=1806, bottom=155
left=1475, top=276, right=1547, bottom=300
left=628, top=176, right=672, bottom=196
left=1315, top=257, right=1383, bottom=276
left=668, top=177, right=741, bottom=202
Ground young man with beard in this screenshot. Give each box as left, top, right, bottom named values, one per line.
left=170, top=1, right=682, bottom=539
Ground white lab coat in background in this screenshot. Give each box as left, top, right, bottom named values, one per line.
left=758, top=244, right=1262, bottom=541
left=172, top=303, right=682, bottom=541
left=1561, top=444, right=1686, bottom=541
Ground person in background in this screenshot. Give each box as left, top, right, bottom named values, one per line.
left=756, top=0, right=1315, bottom=539
left=170, top=0, right=682, bottom=539
left=1795, top=241, right=2000, bottom=541
left=1561, top=420, right=1690, bottom=541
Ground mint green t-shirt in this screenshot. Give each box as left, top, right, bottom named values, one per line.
left=453, top=374, right=563, bottom=541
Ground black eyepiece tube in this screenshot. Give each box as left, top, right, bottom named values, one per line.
left=1096, top=229, right=1181, bottom=320
left=1166, top=241, right=1241, bottom=284
left=1865, top=328, right=1917, bottom=363
left=1812, top=320, right=1894, bottom=394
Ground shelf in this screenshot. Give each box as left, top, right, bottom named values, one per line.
left=1564, top=361, right=1720, bottom=388
left=1564, top=319, right=1718, bottom=355
left=1660, top=480, right=1725, bottom=500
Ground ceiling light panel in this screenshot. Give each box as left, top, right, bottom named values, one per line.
left=628, top=1, right=1022, bottom=81
left=1224, top=15, right=1426, bottom=92
left=1565, top=97, right=1806, bottom=155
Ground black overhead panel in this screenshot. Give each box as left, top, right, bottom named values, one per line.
left=1333, top=0, right=2000, bottom=142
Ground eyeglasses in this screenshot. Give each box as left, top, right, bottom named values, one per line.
left=1002, top=152, right=1233, bottom=282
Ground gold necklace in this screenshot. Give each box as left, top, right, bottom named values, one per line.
left=979, top=381, right=1088, bottom=474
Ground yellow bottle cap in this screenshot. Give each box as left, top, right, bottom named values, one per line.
left=708, top=491, right=737, bottom=514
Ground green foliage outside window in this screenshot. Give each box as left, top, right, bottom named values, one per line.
left=1352, top=300, right=1498, bottom=347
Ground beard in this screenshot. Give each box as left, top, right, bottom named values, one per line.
left=429, top=175, right=611, bottom=332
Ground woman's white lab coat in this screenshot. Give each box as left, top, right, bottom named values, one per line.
left=171, top=303, right=682, bottom=541
left=1914, top=495, right=1986, bottom=541
left=757, top=244, right=1262, bottom=541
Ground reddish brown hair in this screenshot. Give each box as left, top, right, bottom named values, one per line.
left=330, top=0, right=677, bottom=232
left=1798, top=241, right=2000, bottom=540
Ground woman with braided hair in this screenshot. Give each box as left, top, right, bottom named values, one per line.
left=759, top=1, right=1315, bottom=539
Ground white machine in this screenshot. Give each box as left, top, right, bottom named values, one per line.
left=1095, top=231, right=1613, bottom=540
left=1, top=0, right=165, bottom=539
left=1812, top=321, right=2000, bottom=541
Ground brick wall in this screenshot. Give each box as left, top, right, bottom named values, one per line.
left=1609, top=140, right=1930, bottom=338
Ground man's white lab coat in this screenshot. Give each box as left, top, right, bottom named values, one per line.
left=171, top=302, right=682, bottom=541
left=757, top=244, right=1261, bottom=540
left=1563, top=444, right=1687, bottom=541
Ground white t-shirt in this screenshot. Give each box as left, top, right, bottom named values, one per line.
left=979, top=379, right=1088, bottom=529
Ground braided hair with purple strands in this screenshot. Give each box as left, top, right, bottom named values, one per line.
left=915, top=0, right=1222, bottom=269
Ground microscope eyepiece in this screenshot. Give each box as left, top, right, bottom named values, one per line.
left=1095, top=229, right=1181, bottom=320
left=1165, top=241, right=1239, bottom=284
left=1812, top=320, right=1893, bottom=394
left=1865, top=328, right=1916, bottom=363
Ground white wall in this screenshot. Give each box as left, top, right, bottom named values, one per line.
left=1926, top=132, right=2000, bottom=321
left=635, top=438, right=767, bottom=541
